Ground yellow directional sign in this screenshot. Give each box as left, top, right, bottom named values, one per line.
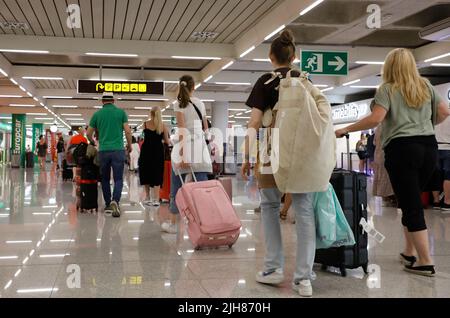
left=78, top=80, right=164, bottom=95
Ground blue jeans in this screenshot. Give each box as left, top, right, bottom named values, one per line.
left=169, top=169, right=208, bottom=214
left=260, top=188, right=316, bottom=282
left=99, top=150, right=126, bottom=205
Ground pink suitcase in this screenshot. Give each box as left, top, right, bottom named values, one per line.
left=175, top=174, right=241, bottom=250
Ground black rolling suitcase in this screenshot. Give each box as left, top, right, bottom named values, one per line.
left=79, top=161, right=99, bottom=212
left=315, top=135, right=369, bottom=277
left=62, top=160, right=73, bottom=181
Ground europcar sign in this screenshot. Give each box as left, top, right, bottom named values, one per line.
left=11, top=114, right=26, bottom=166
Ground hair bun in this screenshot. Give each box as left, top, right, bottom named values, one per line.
left=279, top=29, right=294, bottom=45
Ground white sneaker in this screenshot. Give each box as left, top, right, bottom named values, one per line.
left=152, top=200, right=160, bottom=207
left=255, top=269, right=284, bottom=285
left=143, top=200, right=152, bottom=206
left=293, top=280, right=313, bottom=297
left=161, top=222, right=177, bottom=234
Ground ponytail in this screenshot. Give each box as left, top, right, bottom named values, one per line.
left=177, top=75, right=195, bottom=109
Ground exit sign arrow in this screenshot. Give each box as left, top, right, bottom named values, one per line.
left=328, top=56, right=346, bottom=71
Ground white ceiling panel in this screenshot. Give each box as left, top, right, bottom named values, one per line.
left=40, top=0, right=65, bottom=37
left=149, top=0, right=179, bottom=41
left=139, top=0, right=166, bottom=41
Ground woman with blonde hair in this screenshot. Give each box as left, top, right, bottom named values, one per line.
left=336, top=48, right=450, bottom=277
left=138, top=107, right=170, bottom=206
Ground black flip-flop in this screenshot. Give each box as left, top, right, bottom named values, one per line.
left=399, top=253, right=417, bottom=266
left=404, top=264, right=435, bottom=277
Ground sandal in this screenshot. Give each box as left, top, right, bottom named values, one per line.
left=404, top=264, right=435, bottom=277
left=399, top=253, right=417, bottom=266
left=280, top=210, right=288, bottom=220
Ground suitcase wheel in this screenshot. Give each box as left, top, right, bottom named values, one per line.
left=339, top=265, right=347, bottom=277
left=228, top=245, right=233, bottom=249
left=362, top=263, right=369, bottom=275
left=194, top=246, right=201, bottom=251
left=320, top=264, right=328, bottom=271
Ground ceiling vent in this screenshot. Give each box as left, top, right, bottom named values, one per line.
left=191, top=31, right=219, bottom=39
left=419, top=17, right=450, bottom=42
left=0, top=22, right=29, bottom=30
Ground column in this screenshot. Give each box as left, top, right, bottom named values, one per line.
left=32, top=123, right=43, bottom=163
left=211, top=101, right=229, bottom=139
left=11, top=114, right=26, bottom=168
left=211, top=102, right=229, bottom=170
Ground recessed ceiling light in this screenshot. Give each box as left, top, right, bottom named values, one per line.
left=253, top=58, right=271, bottom=62
left=299, top=0, right=324, bottom=16
left=222, top=61, right=234, bottom=70
left=0, top=95, right=22, bottom=98
left=52, top=105, right=78, bottom=108
left=321, top=87, right=334, bottom=92
left=235, top=116, right=251, bottom=119
left=195, top=83, right=202, bottom=89
left=313, top=84, right=328, bottom=88
left=431, top=63, right=450, bottom=67
left=201, top=99, right=215, bottom=102
left=204, top=75, right=213, bottom=82
left=240, top=46, right=255, bottom=58
left=43, top=96, right=73, bottom=99
left=355, top=61, right=384, bottom=65
left=9, top=104, right=35, bottom=107
left=0, top=49, right=49, bottom=54
left=342, top=79, right=361, bottom=86
left=134, top=107, right=152, bottom=110
left=22, top=76, right=64, bottom=80
left=61, top=113, right=82, bottom=116
left=214, top=82, right=251, bottom=86
left=19, top=86, right=26, bottom=92
left=0, top=68, right=7, bottom=76
left=424, top=52, right=450, bottom=63
left=264, top=25, right=286, bottom=41
left=85, top=52, right=138, bottom=57
left=171, top=56, right=221, bottom=60
left=229, top=108, right=247, bottom=111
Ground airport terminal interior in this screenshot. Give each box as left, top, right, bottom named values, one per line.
left=0, top=0, right=450, bottom=298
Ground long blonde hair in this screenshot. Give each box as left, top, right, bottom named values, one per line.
left=150, top=107, right=163, bottom=134
left=382, top=48, right=430, bottom=108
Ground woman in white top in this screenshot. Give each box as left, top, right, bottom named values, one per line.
left=129, top=136, right=140, bottom=172
left=161, top=75, right=212, bottom=234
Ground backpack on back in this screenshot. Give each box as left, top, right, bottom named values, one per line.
left=268, top=70, right=336, bottom=193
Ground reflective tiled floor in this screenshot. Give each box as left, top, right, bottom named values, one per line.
left=0, top=164, right=450, bottom=298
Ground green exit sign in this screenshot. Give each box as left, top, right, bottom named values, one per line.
left=301, top=50, right=348, bottom=76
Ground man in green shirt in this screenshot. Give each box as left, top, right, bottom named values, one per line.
left=87, top=92, right=132, bottom=217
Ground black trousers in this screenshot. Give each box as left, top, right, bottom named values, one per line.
left=384, top=136, right=438, bottom=232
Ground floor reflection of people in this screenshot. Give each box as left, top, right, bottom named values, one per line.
left=128, top=172, right=141, bottom=204
left=36, top=170, right=48, bottom=204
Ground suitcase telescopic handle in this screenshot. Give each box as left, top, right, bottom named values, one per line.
left=344, top=134, right=351, bottom=170
left=175, top=166, right=198, bottom=185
